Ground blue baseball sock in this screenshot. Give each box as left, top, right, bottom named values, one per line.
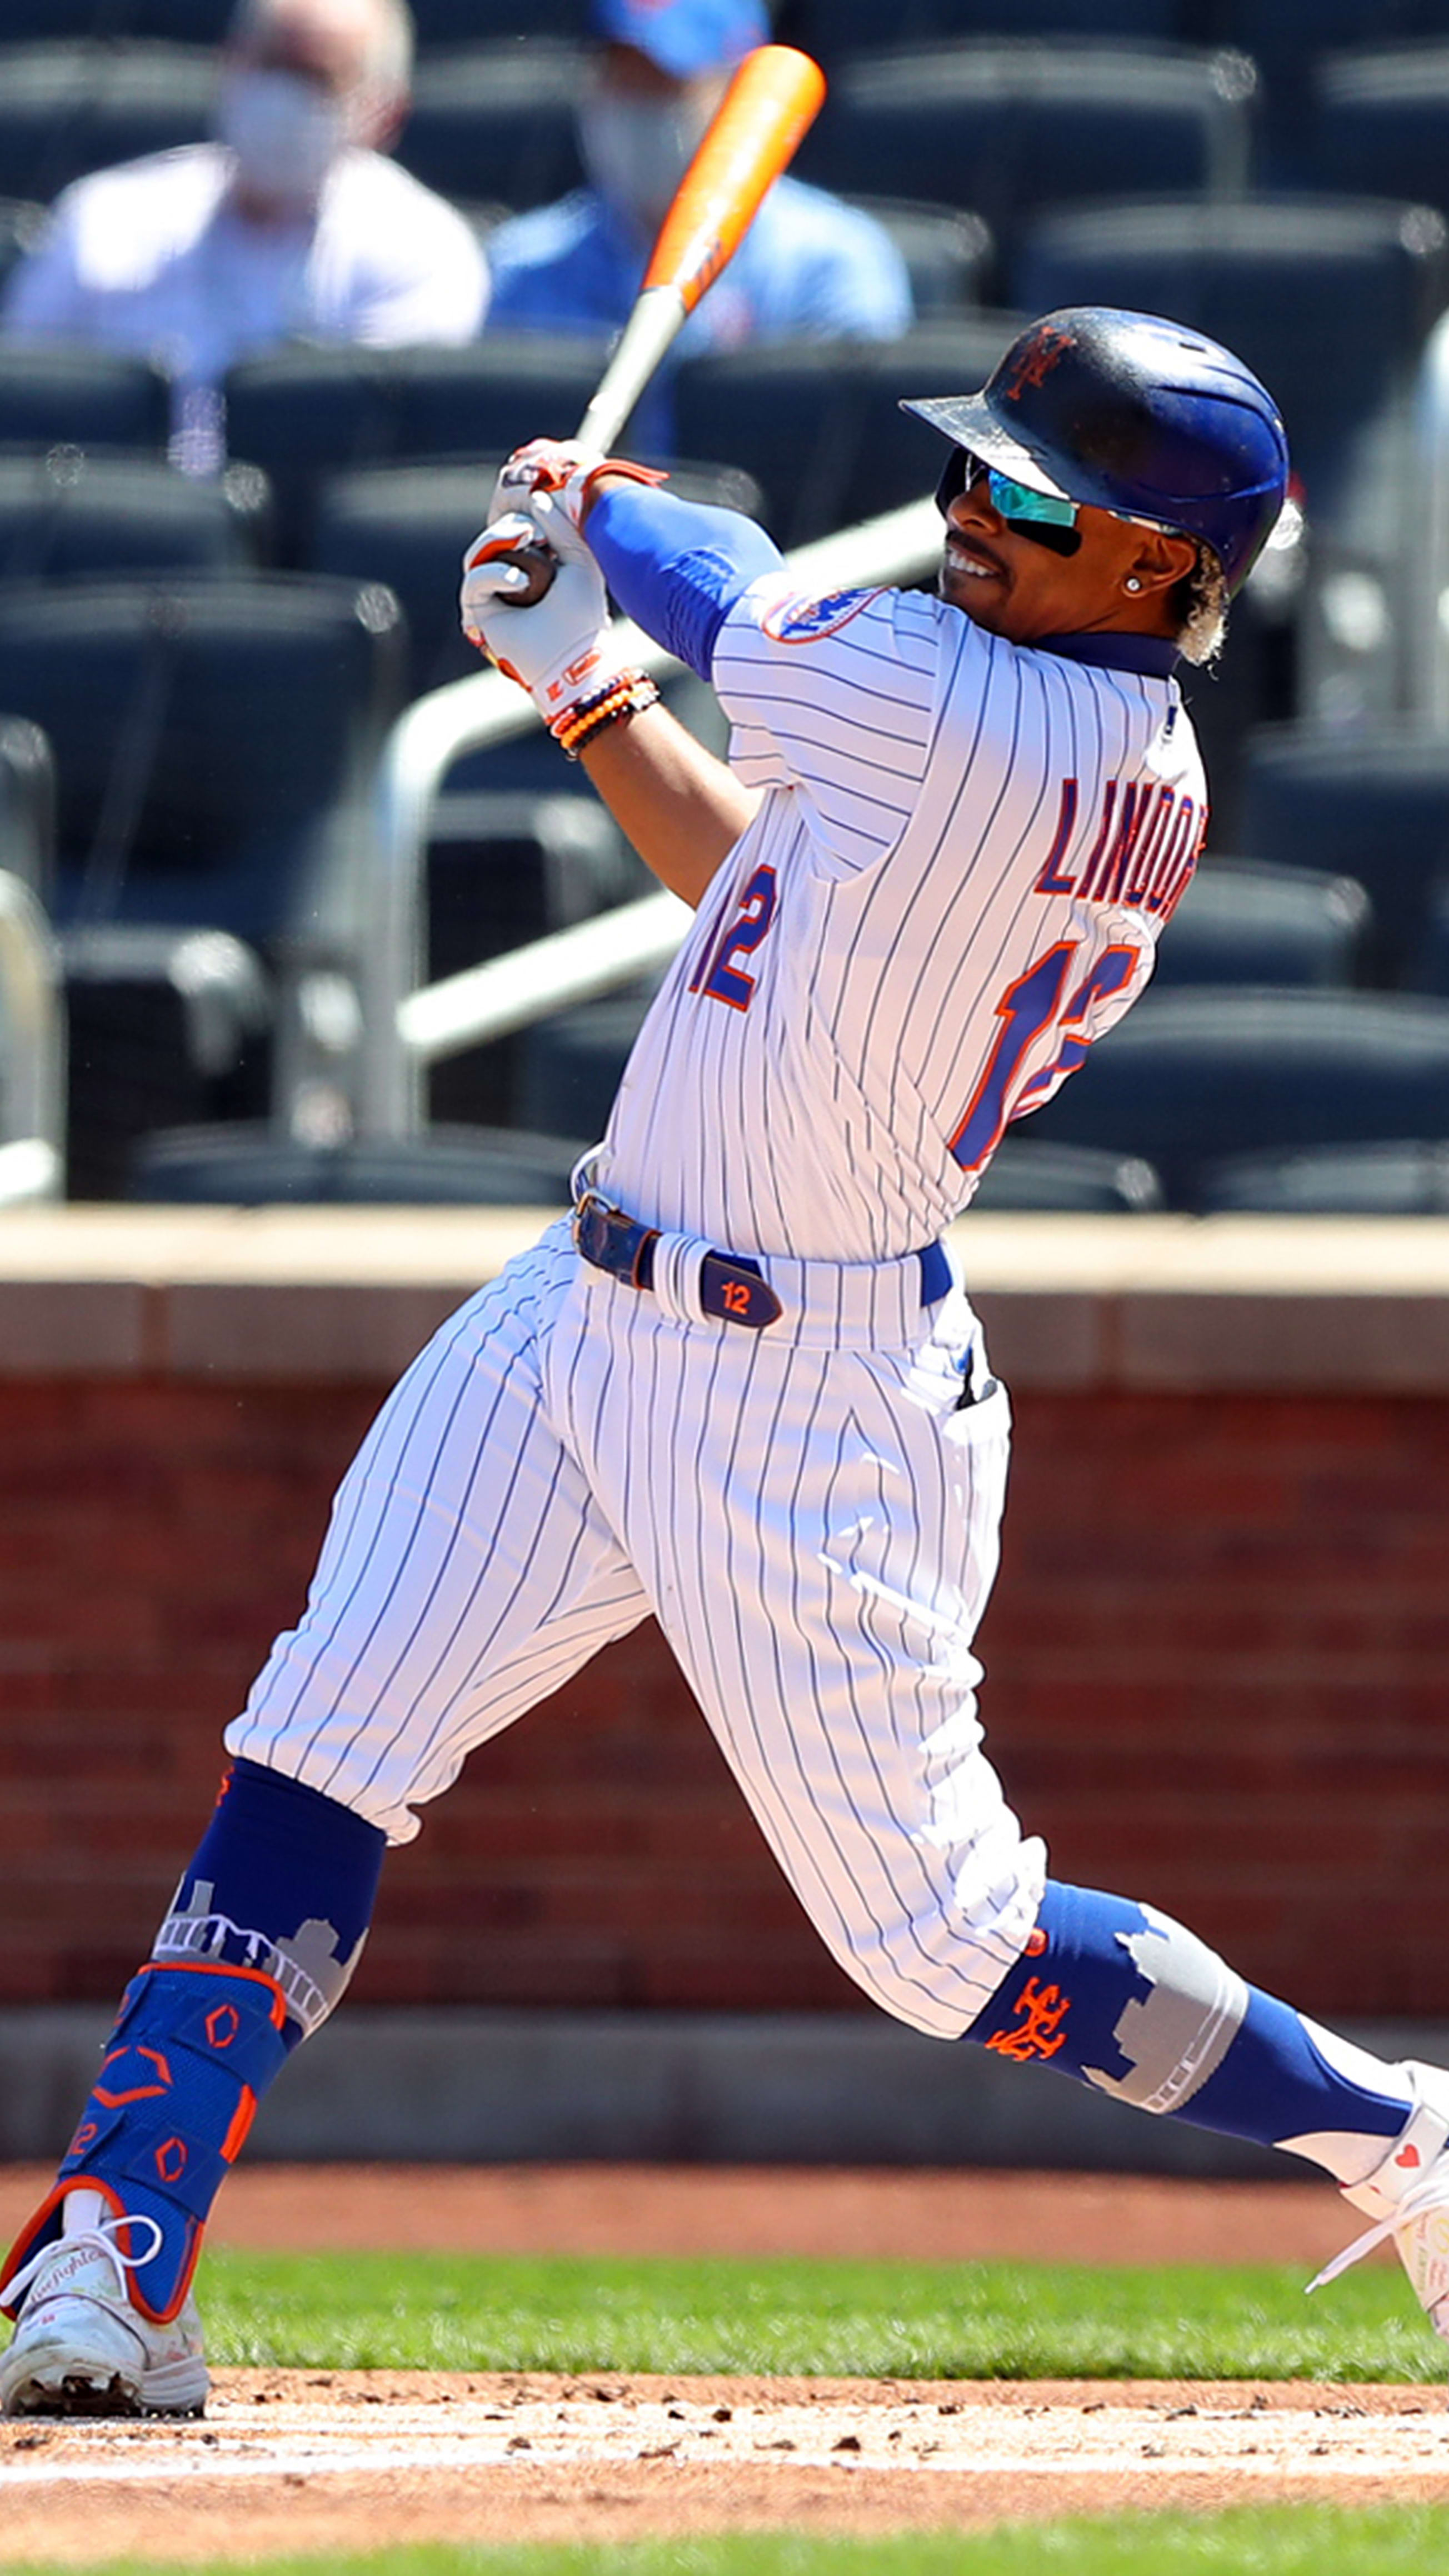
left=2, top=1760, right=386, bottom=2320
left=965, top=1881, right=1412, bottom=2180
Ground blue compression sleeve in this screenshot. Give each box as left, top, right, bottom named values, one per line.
left=586, top=482, right=785, bottom=681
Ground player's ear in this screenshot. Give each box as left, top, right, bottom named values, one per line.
left=1125, top=530, right=1198, bottom=599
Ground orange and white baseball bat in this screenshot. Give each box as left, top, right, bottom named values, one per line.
left=577, top=41, right=827, bottom=454
left=504, top=44, right=826, bottom=599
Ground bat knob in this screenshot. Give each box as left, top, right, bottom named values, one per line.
left=499, top=543, right=559, bottom=608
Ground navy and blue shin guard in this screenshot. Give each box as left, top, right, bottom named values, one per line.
left=1, top=1760, right=386, bottom=2323
left=964, top=1881, right=1412, bottom=2164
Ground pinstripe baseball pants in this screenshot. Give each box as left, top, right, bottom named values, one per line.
left=226, top=1220, right=1046, bottom=2038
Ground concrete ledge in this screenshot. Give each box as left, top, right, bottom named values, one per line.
left=1, top=1207, right=1448, bottom=1387
left=4, top=2008, right=1444, bottom=2178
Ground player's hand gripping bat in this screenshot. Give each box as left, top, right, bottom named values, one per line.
left=498, top=42, right=826, bottom=605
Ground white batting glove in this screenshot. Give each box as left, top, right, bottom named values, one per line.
left=489, top=437, right=668, bottom=537
left=461, top=490, right=624, bottom=728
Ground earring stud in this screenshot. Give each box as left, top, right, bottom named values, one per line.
left=1125, top=575, right=1143, bottom=593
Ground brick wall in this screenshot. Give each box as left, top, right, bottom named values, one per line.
left=3, top=1365, right=1446, bottom=2023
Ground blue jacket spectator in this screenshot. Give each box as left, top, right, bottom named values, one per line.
left=486, top=0, right=912, bottom=454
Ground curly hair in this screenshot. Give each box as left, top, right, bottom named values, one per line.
left=1175, top=542, right=1229, bottom=667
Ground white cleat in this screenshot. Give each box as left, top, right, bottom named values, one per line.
left=0, top=2215, right=209, bottom=2418
left=1309, top=2061, right=1449, bottom=2349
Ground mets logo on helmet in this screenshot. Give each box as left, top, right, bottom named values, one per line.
left=1001, top=323, right=1075, bottom=402
left=762, top=587, right=884, bottom=643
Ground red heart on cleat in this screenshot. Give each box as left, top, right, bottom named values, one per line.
left=1395, top=2144, right=1422, bottom=2169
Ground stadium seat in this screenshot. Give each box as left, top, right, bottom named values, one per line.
left=128, top=1120, right=590, bottom=1204
left=0, top=450, right=268, bottom=585
left=0, top=198, right=44, bottom=294
left=1418, top=876, right=1449, bottom=995
left=0, top=44, right=215, bottom=203
left=0, top=715, right=54, bottom=906
left=409, top=0, right=590, bottom=48
left=1208, top=1, right=1449, bottom=182
left=1155, top=860, right=1371, bottom=990
left=672, top=314, right=1022, bottom=546
left=1306, top=39, right=1449, bottom=213
left=793, top=43, right=1256, bottom=285
left=516, top=989, right=657, bottom=1145
left=0, top=574, right=409, bottom=1156
left=398, top=41, right=586, bottom=212
left=425, top=791, right=649, bottom=1130
left=1196, top=1136, right=1449, bottom=1213
left=1022, top=986, right=1449, bottom=1207
left=62, top=923, right=271, bottom=1199
left=781, top=1, right=1188, bottom=70
left=307, top=456, right=764, bottom=703
left=0, top=345, right=171, bottom=455
left=223, top=337, right=612, bottom=562
left=0, top=4, right=231, bottom=33
left=968, top=1139, right=1165, bottom=1211
left=1236, top=725, right=1449, bottom=987
left=843, top=197, right=994, bottom=316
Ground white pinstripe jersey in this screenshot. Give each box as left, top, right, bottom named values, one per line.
left=593, top=574, right=1208, bottom=1262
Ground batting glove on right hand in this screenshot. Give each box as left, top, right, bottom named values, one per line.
left=490, top=438, right=668, bottom=537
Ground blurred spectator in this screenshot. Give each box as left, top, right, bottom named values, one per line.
left=1, top=0, right=488, bottom=473
left=486, top=0, right=912, bottom=452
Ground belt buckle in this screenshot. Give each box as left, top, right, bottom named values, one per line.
left=572, top=1191, right=616, bottom=1265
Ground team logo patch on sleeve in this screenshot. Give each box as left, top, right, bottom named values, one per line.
left=761, top=586, right=884, bottom=643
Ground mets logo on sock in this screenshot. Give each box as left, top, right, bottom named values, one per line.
left=762, top=587, right=883, bottom=644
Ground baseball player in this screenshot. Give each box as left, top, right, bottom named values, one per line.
left=3, top=306, right=1445, bottom=2418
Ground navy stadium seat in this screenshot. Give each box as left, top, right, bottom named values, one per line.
left=398, top=41, right=585, bottom=211
left=1215, top=2, right=1449, bottom=182
left=63, top=923, right=271, bottom=1199
left=0, top=346, right=171, bottom=454
left=672, top=315, right=1023, bottom=546
left=1196, top=1137, right=1449, bottom=1213
left=1154, top=860, right=1371, bottom=990
left=782, top=1, right=1188, bottom=70
left=793, top=43, right=1255, bottom=286
left=424, top=791, right=649, bottom=1131
left=0, top=198, right=44, bottom=293
left=1419, top=876, right=1449, bottom=995
left=128, top=1121, right=591, bottom=1205
left=0, top=5, right=231, bottom=33
left=1308, top=44, right=1449, bottom=220
left=224, top=337, right=613, bottom=562
left=844, top=197, right=994, bottom=316
left=1022, top=986, right=1449, bottom=1207
left=968, top=1139, right=1165, bottom=1211
left=0, top=715, right=53, bottom=906
left=517, top=989, right=657, bottom=1145
left=0, top=44, right=215, bottom=203
left=409, top=1, right=590, bottom=46
left=0, top=450, right=268, bottom=584
left=1236, top=726, right=1449, bottom=988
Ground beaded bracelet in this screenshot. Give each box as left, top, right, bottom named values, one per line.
left=552, top=670, right=661, bottom=761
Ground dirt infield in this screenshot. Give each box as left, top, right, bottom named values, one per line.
left=0, top=2166, right=1442, bottom=2563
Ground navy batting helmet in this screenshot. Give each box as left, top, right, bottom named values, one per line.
left=902, top=307, right=1290, bottom=595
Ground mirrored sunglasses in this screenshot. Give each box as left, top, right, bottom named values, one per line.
left=962, top=452, right=1079, bottom=531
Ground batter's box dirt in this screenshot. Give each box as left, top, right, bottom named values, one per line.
left=2, top=2375, right=1448, bottom=2563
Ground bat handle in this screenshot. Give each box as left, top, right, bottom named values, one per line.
left=496, top=541, right=559, bottom=608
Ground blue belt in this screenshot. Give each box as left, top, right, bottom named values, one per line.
left=573, top=1193, right=954, bottom=1331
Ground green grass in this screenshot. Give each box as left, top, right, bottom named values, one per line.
left=6, top=2506, right=1449, bottom=2575
left=198, top=2248, right=1439, bottom=2383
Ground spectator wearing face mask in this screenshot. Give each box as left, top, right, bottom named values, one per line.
left=1, top=0, right=488, bottom=475
left=484, top=0, right=912, bottom=452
